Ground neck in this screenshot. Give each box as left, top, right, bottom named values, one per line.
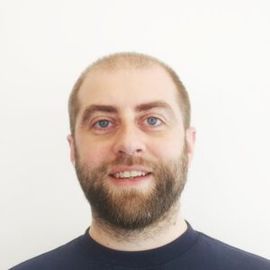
left=88, top=202, right=187, bottom=251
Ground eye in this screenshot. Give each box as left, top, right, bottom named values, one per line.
left=145, top=116, right=162, bottom=126
left=93, top=119, right=112, bottom=129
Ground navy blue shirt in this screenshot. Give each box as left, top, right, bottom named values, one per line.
left=10, top=223, right=270, bottom=269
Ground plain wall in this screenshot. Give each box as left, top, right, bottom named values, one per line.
left=1, top=0, right=270, bottom=269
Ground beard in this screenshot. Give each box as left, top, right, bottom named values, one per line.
left=74, top=146, right=189, bottom=231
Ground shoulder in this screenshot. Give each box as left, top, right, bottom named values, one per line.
left=194, top=231, right=270, bottom=269
left=9, top=235, right=94, bottom=270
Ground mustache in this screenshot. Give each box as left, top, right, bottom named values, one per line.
left=86, top=155, right=158, bottom=177
left=109, top=155, right=154, bottom=167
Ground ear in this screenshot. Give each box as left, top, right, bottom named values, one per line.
left=67, top=134, right=76, bottom=166
left=185, top=127, right=196, bottom=167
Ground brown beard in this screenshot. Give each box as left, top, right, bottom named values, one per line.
left=74, top=146, right=188, bottom=231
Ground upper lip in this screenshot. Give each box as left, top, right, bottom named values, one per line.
left=109, top=166, right=152, bottom=175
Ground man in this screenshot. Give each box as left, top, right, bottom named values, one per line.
left=11, top=52, right=270, bottom=269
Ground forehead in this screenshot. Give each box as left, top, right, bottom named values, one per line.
left=77, top=66, right=182, bottom=116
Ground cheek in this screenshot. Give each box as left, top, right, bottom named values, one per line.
left=149, top=136, right=184, bottom=162
left=76, top=140, right=112, bottom=168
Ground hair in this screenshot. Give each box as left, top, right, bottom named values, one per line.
left=68, top=52, right=191, bottom=135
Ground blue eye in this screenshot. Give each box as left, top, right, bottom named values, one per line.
left=95, top=120, right=111, bottom=128
left=146, top=117, right=160, bottom=126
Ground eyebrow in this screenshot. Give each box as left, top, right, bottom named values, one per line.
left=80, top=101, right=174, bottom=124
left=81, top=105, right=118, bottom=124
left=135, top=101, right=173, bottom=113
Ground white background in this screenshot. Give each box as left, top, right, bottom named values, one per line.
left=1, top=0, right=270, bottom=269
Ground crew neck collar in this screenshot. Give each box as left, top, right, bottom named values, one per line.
left=79, top=221, right=200, bottom=267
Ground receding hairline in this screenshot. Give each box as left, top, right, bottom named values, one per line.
left=68, top=52, right=190, bottom=134
left=72, top=52, right=186, bottom=104
left=78, top=61, right=179, bottom=99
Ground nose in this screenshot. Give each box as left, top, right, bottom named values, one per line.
left=112, top=124, right=146, bottom=156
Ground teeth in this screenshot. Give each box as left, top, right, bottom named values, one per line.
left=114, top=170, right=147, bottom=179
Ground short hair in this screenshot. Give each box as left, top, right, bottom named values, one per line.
left=68, top=52, right=191, bottom=135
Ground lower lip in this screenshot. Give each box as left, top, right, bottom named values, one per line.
left=109, top=174, right=152, bottom=186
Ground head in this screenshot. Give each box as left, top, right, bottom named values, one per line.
left=67, top=52, right=196, bottom=231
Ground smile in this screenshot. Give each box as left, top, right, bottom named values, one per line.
left=111, top=170, right=149, bottom=179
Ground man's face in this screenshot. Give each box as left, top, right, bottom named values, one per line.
left=68, top=66, right=195, bottom=230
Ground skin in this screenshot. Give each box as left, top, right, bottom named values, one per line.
left=67, top=65, right=196, bottom=251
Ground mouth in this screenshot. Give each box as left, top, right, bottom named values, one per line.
left=109, top=170, right=151, bottom=179
left=108, top=168, right=153, bottom=186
